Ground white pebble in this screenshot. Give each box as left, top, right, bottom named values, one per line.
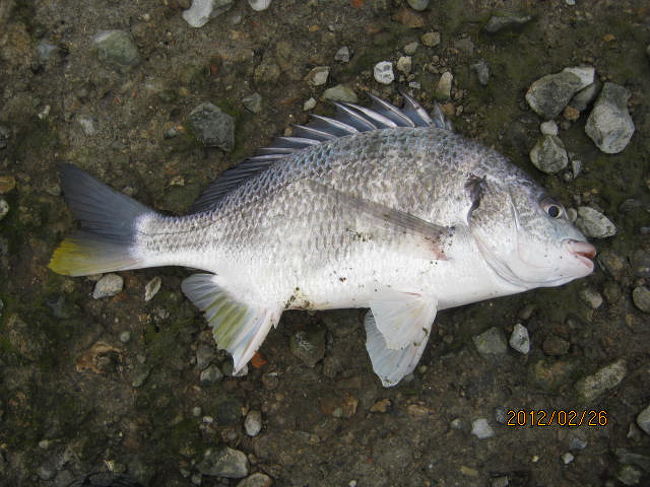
left=303, top=97, right=316, bottom=111
left=92, top=273, right=123, bottom=299
left=248, top=0, right=272, bottom=11
left=561, top=452, right=575, bottom=464
left=471, top=418, right=495, bottom=439
left=374, top=61, right=395, bottom=85
left=540, top=120, right=558, bottom=136
left=182, top=0, right=219, bottom=28
left=144, top=276, right=162, bottom=302
left=244, top=410, right=263, bottom=436
left=509, top=323, right=530, bottom=354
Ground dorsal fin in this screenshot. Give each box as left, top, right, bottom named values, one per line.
left=189, top=92, right=452, bottom=214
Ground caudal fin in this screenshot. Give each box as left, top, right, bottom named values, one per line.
left=49, top=164, right=154, bottom=276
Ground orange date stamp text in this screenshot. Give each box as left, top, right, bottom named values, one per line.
left=506, top=409, right=608, bottom=427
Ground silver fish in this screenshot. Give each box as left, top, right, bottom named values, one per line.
left=49, top=93, right=596, bottom=386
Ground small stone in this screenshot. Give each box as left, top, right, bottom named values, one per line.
left=244, top=410, right=263, bottom=437
left=200, top=364, right=223, bottom=385
left=494, top=406, right=508, bottom=424
left=407, top=0, right=429, bottom=11
left=579, top=287, right=603, bottom=309
left=484, top=12, right=533, bottom=34
left=636, top=404, right=650, bottom=435
left=454, top=37, right=474, bottom=55
left=36, top=40, right=58, bottom=61
left=563, top=106, right=580, bottom=122
left=396, top=56, right=412, bottom=74
left=585, top=82, right=635, bottom=154
left=144, top=276, right=162, bottom=302
left=322, top=84, right=358, bottom=103
left=374, top=61, right=395, bottom=85
left=540, top=120, right=559, bottom=136
left=570, top=81, right=601, bottom=111
left=77, top=115, right=97, bottom=136
left=617, top=465, right=642, bottom=486
left=473, top=327, right=508, bottom=355
left=290, top=328, right=326, bottom=367
left=131, top=365, right=151, bottom=388
left=0, top=198, right=8, bottom=221
left=632, top=287, right=650, bottom=314
left=303, top=97, right=317, bottom=111
left=242, top=93, right=263, bottom=114
left=370, top=398, right=392, bottom=413
left=196, top=344, right=216, bottom=370
left=542, top=335, right=570, bottom=356
left=491, top=476, right=509, bottom=487
left=248, top=0, right=272, bottom=11
left=119, top=331, right=131, bottom=343
left=471, top=418, right=494, bottom=439
left=393, top=8, right=425, bottom=28
left=198, top=447, right=249, bottom=478
left=576, top=206, right=616, bottom=239
left=93, top=30, right=140, bottom=66
left=188, top=102, right=235, bottom=151
left=403, top=41, right=419, bottom=55
left=561, top=452, right=575, bottom=464
left=305, top=66, right=330, bottom=86
left=509, top=323, right=530, bottom=354
left=529, top=135, right=568, bottom=174
left=420, top=31, right=441, bottom=47
left=93, top=273, right=124, bottom=299
left=460, top=466, right=479, bottom=477
left=434, top=71, right=453, bottom=100
left=183, top=0, right=233, bottom=28
left=568, top=433, right=588, bottom=451
left=471, top=59, right=490, bottom=86
left=575, top=359, right=627, bottom=402
left=334, top=46, right=351, bottom=63
left=526, top=66, right=595, bottom=119
left=236, top=473, right=273, bottom=487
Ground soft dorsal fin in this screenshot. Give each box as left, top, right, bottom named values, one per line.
left=189, top=92, right=452, bottom=214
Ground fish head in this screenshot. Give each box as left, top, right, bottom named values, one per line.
left=467, top=176, right=595, bottom=288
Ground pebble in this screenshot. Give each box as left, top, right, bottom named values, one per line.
left=334, top=46, right=351, bottom=63
left=0, top=125, right=9, bottom=149
left=78, top=115, right=97, bottom=136
left=561, top=452, right=575, bottom=464
left=526, top=66, right=595, bottom=119
left=542, top=335, right=570, bottom=356
left=636, top=404, right=650, bottom=435
left=393, top=8, right=425, bottom=28
left=540, top=120, right=559, bottom=136
left=244, top=410, right=263, bottom=437
left=473, top=327, right=508, bottom=355
left=236, top=473, right=273, bottom=487
left=303, top=97, right=317, bottom=111
left=494, top=406, right=508, bottom=424
left=471, top=60, right=490, bottom=86
left=403, top=41, right=419, bottom=55
left=396, top=56, right=412, bottom=74
left=576, top=206, right=616, bottom=238
left=570, top=81, right=601, bottom=111
left=579, top=287, right=603, bottom=309
left=290, top=328, right=325, bottom=367
left=509, top=323, right=530, bottom=354
left=188, top=102, right=235, bottom=151
left=374, top=61, right=395, bottom=85
left=196, top=344, right=216, bottom=370
left=93, top=30, right=140, bottom=66
left=183, top=0, right=233, bottom=28
left=323, top=84, right=358, bottom=103
left=200, top=364, right=223, bottom=385
left=632, top=286, right=650, bottom=314
left=484, top=12, right=533, bottom=34
left=568, top=432, right=588, bottom=451
left=407, top=0, right=429, bottom=11
left=92, top=273, right=123, bottom=299
left=144, top=276, right=162, bottom=302
left=242, top=93, right=263, bottom=114
left=420, top=31, right=441, bottom=47
left=36, top=41, right=58, bottom=61
left=617, top=465, right=642, bottom=486
left=491, top=476, right=509, bottom=487
left=119, top=331, right=131, bottom=343
left=305, top=66, right=330, bottom=86
left=471, top=418, right=495, bottom=439
left=0, top=198, right=8, bottom=221
left=248, top=0, right=272, bottom=11
left=198, top=447, right=249, bottom=478
left=575, top=359, right=627, bottom=402
left=529, top=135, right=568, bottom=174
left=435, top=71, right=453, bottom=100
left=585, top=82, right=635, bottom=154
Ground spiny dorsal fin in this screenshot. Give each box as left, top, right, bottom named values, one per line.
left=189, top=92, right=452, bottom=214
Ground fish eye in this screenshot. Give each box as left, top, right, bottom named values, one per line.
left=540, top=197, right=564, bottom=219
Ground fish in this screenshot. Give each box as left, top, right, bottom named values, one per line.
left=49, top=92, right=596, bottom=387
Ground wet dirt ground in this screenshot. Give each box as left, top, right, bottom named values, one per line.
left=1, top=1, right=649, bottom=486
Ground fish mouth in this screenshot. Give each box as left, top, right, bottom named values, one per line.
left=565, top=239, right=596, bottom=270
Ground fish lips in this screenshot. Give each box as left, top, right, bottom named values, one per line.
left=564, top=239, right=596, bottom=273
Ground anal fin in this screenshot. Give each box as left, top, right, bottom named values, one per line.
left=182, top=273, right=281, bottom=372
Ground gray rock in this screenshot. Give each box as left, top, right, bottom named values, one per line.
left=334, top=46, right=351, bottom=63
left=0, top=198, right=8, bottom=221
left=0, top=125, right=9, bottom=149
left=526, top=67, right=595, bottom=119
left=396, top=56, right=412, bottom=74
left=305, top=66, right=330, bottom=86
left=585, top=82, right=635, bottom=154
left=374, top=61, right=395, bottom=85
left=93, top=273, right=123, bottom=299
left=568, top=433, right=588, bottom=451
left=131, top=364, right=151, bottom=388
left=403, top=41, right=419, bottom=55
left=484, top=12, right=533, bottom=34
left=509, top=323, right=530, bottom=354
left=407, top=0, right=429, bottom=11
left=471, top=418, right=495, bottom=439
left=77, top=115, right=97, bottom=136
left=290, top=328, right=326, bottom=367
left=188, top=102, right=235, bottom=151
left=579, top=287, right=603, bottom=309
left=632, top=287, right=650, bottom=314
left=636, top=404, right=650, bottom=435
left=540, top=120, right=558, bottom=136
left=36, top=40, right=58, bottom=61
left=119, top=331, right=131, bottom=343
left=420, top=31, right=440, bottom=47
left=322, top=84, right=358, bottom=103
left=491, top=476, right=509, bottom=487
left=93, top=30, right=140, bottom=66
left=473, top=327, right=508, bottom=355
left=471, top=60, right=490, bottom=86
left=183, top=0, right=233, bottom=28
left=198, top=447, right=249, bottom=478
left=242, top=93, right=263, bottom=114
left=570, top=80, right=601, bottom=111
left=248, top=0, right=272, bottom=11
left=200, top=364, right=223, bottom=385
left=561, top=452, right=575, bottom=464
left=196, top=344, right=217, bottom=370
left=236, top=473, right=273, bottom=487
left=615, top=448, right=650, bottom=473
left=144, top=276, right=162, bottom=302
left=303, top=97, right=316, bottom=111
left=617, top=465, right=642, bottom=486
left=494, top=406, right=508, bottom=424
left=529, top=135, right=568, bottom=174
left=576, top=206, right=616, bottom=238
left=244, top=410, right=262, bottom=437
left=435, top=71, right=453, bottom=100
left=575, top=359, right=627, bottom=402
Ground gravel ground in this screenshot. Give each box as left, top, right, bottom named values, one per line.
left=1, top=1, right=649, bottom=486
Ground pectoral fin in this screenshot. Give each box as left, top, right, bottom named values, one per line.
left=182, top=273, right=281, bottom=373
left=364, top=291, right=437, bottom=387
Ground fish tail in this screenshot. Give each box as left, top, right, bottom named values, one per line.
left=49, top=164, right=154, bottom=276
